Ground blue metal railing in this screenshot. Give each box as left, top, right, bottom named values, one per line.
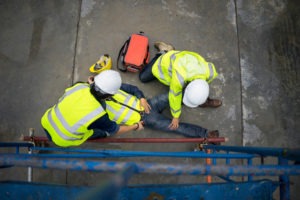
left=0, top=142, right=299, bottom=200
left=1, top=153, right=299, bottom=176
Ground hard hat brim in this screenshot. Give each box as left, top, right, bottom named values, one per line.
left=183, top=94, right=199, bottom=108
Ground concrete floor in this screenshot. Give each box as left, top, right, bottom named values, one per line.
left=0, top=0, right=299, bottom=199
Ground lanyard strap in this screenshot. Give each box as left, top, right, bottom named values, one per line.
left=107, top=97, right=143, bottom=114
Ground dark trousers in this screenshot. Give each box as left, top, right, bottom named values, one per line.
left=143, top=93, right=208, bottom=138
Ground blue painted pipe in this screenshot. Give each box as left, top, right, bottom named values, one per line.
left=279, top=158, right=290, bottom=200
left=1, top=154, right=300, bottom=176
left=28, top=148, right=255, bottom=159
left=0, top=142, right=34, bottom=148
left=204, top=145, right=300, bottom=162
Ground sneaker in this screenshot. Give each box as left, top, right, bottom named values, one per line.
left=200, top=98, right=222, bottom=108
left=154, top=41, right=175, bottom=52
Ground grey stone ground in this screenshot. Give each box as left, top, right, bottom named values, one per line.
left=0, top=0, right=299, bottom=199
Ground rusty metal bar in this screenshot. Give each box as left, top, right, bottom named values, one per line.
left=23, top=136, right=227, bottom=143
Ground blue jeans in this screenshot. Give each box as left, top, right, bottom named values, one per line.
left=139, top=53, right=162, bottom=83
left=143, top=93, right=208, bottom=138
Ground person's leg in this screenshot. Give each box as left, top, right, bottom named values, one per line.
left=176, top=121, right=208, bottom=137
left=143, top=112, right=208, bottom=138
left=147, top=93, right=169, bottom=113
left=139, top=53, right=162, bottom=83
left=89, top=129, right=109, bottom=139
left=145, top=93, right=211, bottom=138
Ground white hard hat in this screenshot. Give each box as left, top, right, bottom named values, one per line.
left=94, top=70, right=122, bottom=94
left=183, top=79, right=209, bottom=108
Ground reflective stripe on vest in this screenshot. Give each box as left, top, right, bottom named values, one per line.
left=47, top=104, right=105, bottom=141
left=105, top=90, right=141, bottom=125
left=47, top=108, right=78, bottom=141
left=169, top=71, right=183, bottom=97
left=44, top=84, right=105, bottom=142
left=170, top=106, right=181, bottom=114
left=156, top=52, right=181, bottom=83
left=169, top=88, right=182, bottom=97
left=58, top=84, right=87, bottom=103
left=155, top=51, right=217, bottom=84
left=207, top=63, right=215, bottom=82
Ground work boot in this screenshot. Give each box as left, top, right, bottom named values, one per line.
left=154, top=41, right=175, bottom=52
left=207, top=130, right=221, bottom=145
left=200, top=97, right=222, bottom=108
left=207, top=130, right=219, bottom=138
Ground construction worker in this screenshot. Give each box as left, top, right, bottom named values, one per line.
left=139, top=42, right=222, bottom=130
left=87, top=76, right=220, bottom=140
left=41, top=70, right=144, bottom=147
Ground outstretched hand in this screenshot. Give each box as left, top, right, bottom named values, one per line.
left=168, top=117, right=179, bottom=130
left=140, top=98, right=151, bottom=114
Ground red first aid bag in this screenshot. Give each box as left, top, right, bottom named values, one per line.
left=117, top=32, right=150, bottom=73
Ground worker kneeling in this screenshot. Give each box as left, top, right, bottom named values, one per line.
left=41, top=70, right=144, bottom=147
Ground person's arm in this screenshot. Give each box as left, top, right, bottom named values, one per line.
left=120, top=83, right=151, bottom=113
left=117, top=121, right=144, bottom=134
left=120, top=83, right=145, bottom=99
left=88, top=113, right=143, bottom=139
left=168, top=70, right=184, bottom=129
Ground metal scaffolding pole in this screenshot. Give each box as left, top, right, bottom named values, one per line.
left=203, top=145, right=300, bottom=162
left=1, top=154, right=300, bottom=176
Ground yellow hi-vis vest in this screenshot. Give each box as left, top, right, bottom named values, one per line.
left=41, top=83, right=106, bottom=147
left=152, top=50, right=218, bottom=118
left=105, top=90, right=143, bottom=125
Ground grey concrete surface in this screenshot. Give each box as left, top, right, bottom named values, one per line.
left=0, top=0, right=299, bottom=199
left=237, top=0, right=300, bottom=148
